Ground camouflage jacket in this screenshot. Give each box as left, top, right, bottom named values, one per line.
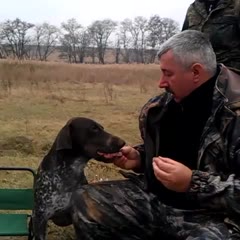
left=182, top=0, right=240, bottom=70
left=136, top=65, right=240, bottom=222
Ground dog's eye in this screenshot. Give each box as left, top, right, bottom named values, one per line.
left=91, top=125, right=100, bottom=132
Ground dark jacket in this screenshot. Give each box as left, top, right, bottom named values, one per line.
left=182, top=0, right=240, bottom=70
left=136, top=65, right=240, bottom=223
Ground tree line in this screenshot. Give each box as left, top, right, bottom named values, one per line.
left=0, top=16, right=180, bottom=64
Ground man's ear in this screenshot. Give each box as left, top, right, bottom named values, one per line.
left=191, top=63, right=204, bottom=83
left=55, top=120, right=73, bottom=151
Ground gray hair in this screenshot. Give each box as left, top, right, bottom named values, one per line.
left=157, top=30, right=217, bottom=75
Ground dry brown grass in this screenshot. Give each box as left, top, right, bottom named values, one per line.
left=0, top=60, right=162, bottom=239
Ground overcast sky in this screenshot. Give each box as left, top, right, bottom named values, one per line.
left=0, top=0, right=193, bottom=27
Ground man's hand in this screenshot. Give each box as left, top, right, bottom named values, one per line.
left=113, top=146, right=141, bottom=170
left=152, top=156, right=192, bottom=192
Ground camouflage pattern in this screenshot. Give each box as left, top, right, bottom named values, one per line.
left=71, top=176, right=240, bottom=240
left=182, top=0, right=240, bottom=70
left=69, top=65, right=240, bottom=239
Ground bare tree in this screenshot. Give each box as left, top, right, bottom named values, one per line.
left=123, top=17, right=148, bottom=63
left=0, top=16, right=180, bottom=63
left=147, top=15, right=180, bottom=63
left=86, top=37, right=97, bottom=64
left=126, top=18, right=140, bottom=62
left=0, top=26, right=8, bottom=59
left=147, top=15, right=163, bottom=63
left=60, top=18, right=90, bottom=63
left=0, top=45, right=6, bottom=59
left=114, top=32, right=121, bottom=64
left=118, top=19, right=133, bottom=63
left=33, top=23, right=60, bottom=61
left=77, top=29, right=90, bottom=63
left=134, top=16, right=148, bottom=63
left=88, top=19, right=117, bottom=64
left=161, top=18, right=179, bottom=42
left=0, top=18, right=34, bottom=59
left=60, top=18, right=82, bottom=63
left=59, top=34, right=74, bottom=63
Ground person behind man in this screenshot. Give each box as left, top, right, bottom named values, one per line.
left=71, top=30, right=240, bottom=239
left=182, top=0, right=240, bottom=70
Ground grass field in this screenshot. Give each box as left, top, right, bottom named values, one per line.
left=0, top=60, right=162, bottom=239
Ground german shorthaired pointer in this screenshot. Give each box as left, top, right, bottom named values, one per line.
left=32, top=117, right=125, bottom=240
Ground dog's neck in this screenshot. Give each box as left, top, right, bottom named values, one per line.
left=68, top=155, right=89, bottom=178
left=58, top=156, right=89, bottom=190
left=38, top=150, right=90, bottom=188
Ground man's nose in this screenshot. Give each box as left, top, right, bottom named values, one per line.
left=158, top=77, right=168, bottom=88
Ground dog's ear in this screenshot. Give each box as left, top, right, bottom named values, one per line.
left=55, top=121, right=72, bottom=151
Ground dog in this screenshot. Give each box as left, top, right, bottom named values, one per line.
left=32, top=117, right=125, bottom=240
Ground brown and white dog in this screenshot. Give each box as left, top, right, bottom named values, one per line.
left=32, top=117, right=125, bottom=240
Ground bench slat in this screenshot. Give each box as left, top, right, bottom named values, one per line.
left=0, top=213, right=29, bottom=236
left=0, top=188, right=34, bottom=210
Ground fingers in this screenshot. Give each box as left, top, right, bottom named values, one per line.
left=158, top=156, right=176, bottom=165
left=113, top=156, right=127, bottom=168
left=153, top=157, right=175, bottom=173
left=120, top=145, right=132, bottom=154
left=153, top=161, right=169, bottom=181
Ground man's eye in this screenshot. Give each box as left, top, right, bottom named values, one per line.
left=164, top=72, right=172, bottom=77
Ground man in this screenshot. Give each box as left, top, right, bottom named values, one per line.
left=182, top=0, right=240, bottom=70
left=71, top=30, right=240, bottom=239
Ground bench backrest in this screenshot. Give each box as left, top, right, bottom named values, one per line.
left=0, top=167, right=36, bottom=211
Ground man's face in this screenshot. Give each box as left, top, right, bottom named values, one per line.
left=158, top=50, right=197, bottom=103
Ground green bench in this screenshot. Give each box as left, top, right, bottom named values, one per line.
left=0, top=167, right=36, bottom=239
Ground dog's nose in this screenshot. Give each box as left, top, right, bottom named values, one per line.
left=107, top=136, right=126, bottom=150
left=118, top=138, right=126, bottom=148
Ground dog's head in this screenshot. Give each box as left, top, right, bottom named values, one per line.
left=55, top=117, right=125, bottom=163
